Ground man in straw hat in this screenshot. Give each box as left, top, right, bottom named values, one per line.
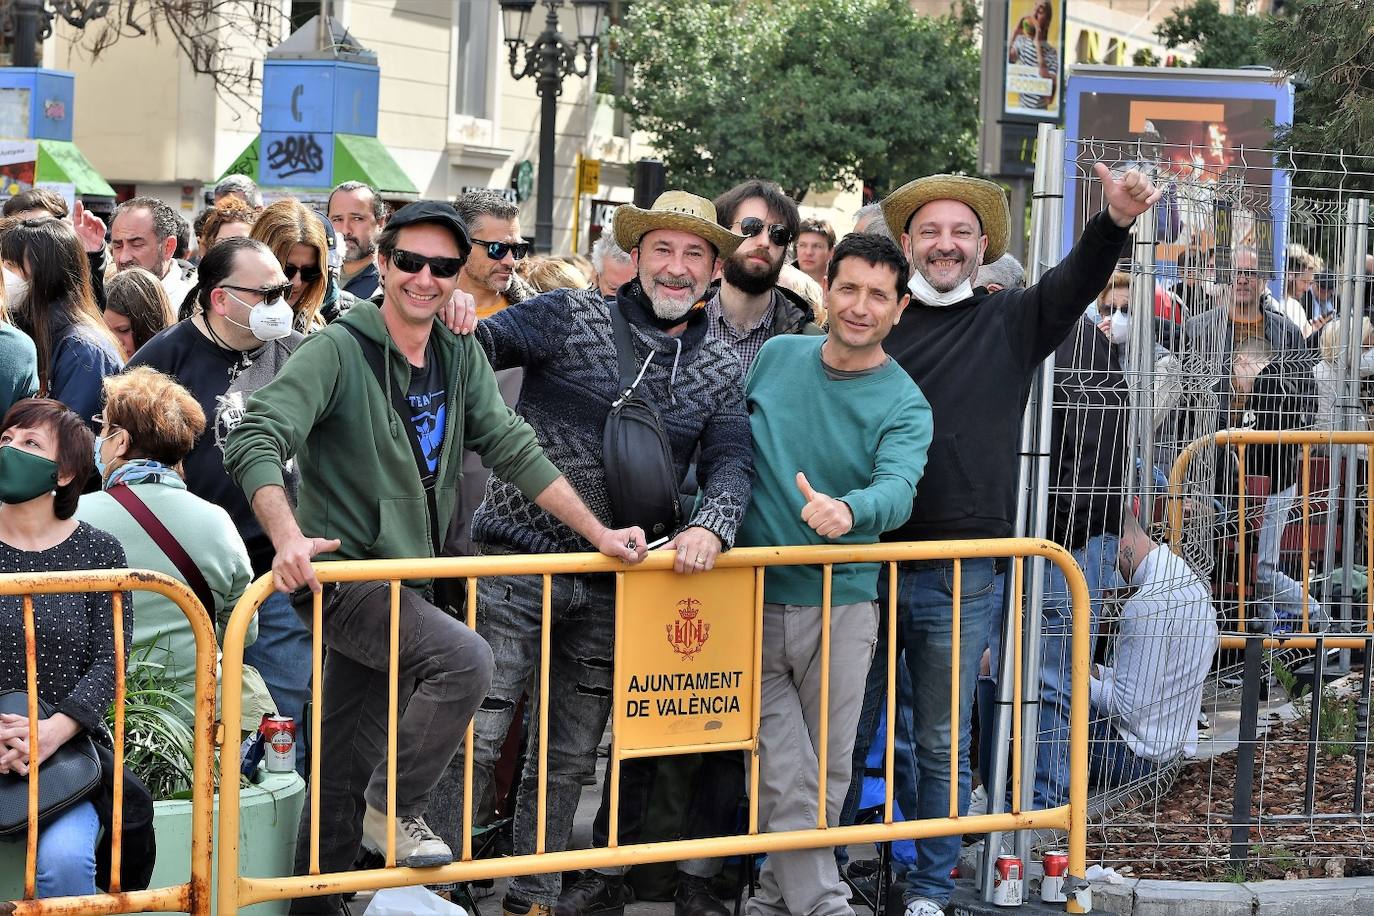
left=425, top=190, right=755, bottom=916
left=837, top=164, right=1160, bottom=916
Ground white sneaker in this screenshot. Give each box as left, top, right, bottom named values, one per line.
left=361, top=806, right=453, bottom=867
left=903, top=898, right=944, bottom=916
left=967, top=785, right=988, bottom=816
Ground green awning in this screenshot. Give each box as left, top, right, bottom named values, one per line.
left=37, top=140, right=115, bottom=198
left=220, top=134, right=418, bottom=197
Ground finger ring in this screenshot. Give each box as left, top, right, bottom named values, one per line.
left=695, top=556, right=706, bottom=565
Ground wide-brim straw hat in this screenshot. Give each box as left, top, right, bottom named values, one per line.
left=613, top=190, right=744, bottom=258
left=881, top=175, right=1010, bottom=264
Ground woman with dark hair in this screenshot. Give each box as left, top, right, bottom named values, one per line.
left=103, top=268, right=174, bottom=360
left=0, top=217, right=123, bottom=424
left=0, top=398, right=128, bottom=898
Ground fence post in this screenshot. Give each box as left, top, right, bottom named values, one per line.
left=1229, top=617, right=1267, bottom=874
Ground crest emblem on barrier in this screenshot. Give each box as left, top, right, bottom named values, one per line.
left=666, top=597, right=710, bottom=660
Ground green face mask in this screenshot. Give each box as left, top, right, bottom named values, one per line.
left=0, top=445, right=59, bottom=505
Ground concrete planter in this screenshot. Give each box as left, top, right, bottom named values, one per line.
left=0, top=770, right=305, bottom=915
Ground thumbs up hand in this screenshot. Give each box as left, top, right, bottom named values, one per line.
left=796, top=472, right=854, bottom=539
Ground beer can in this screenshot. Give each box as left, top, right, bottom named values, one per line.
left=1040, top=849, right=1069, bottom=904
left=261, top=715, right=296, bottom=773
left=992, top=853, right=1023, bottom=907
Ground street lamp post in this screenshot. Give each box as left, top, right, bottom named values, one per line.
left=499, top=0, right=606, bottom=254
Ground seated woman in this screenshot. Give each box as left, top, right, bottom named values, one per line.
left=0, top=398, right=127, bottom=898
left=75, top=367, right=262, bottom=727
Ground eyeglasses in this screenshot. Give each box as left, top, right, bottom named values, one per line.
left=736, top=217, right=794, bottom=248
left=221, top=283, right=294, bottom=302
left=389, top=248, right=466, bottom=279
left=471, top=238, right=532, bottom=261
left=284, top=263, right=323, bottom=283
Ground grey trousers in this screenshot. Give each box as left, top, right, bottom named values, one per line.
left=288, top=581, right=494, bottom=914
left=746, top=601, right=878, bottom=916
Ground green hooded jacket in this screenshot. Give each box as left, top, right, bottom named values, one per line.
left=223, top=300, right=561, bottom=583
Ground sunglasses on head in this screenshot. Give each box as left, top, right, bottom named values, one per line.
left=284, top=263, right=323, bottom=283
left=737, top=217, right=794, bottom=248
left=221, top=282, right=294, bottom=302
left=389, top=248, right=466, bottom=279
left=471, top=238, right=531, bottom=261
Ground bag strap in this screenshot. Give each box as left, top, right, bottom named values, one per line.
left=108, top=483, right=216, bottom=616
left=340, top=322, right=443, bottom=555
left=609, top=301, right=645, bottom=394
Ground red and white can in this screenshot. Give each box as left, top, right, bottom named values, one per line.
left=1040, top=849, right=1069, bottom=904
left=992, top=854, right=1023, bottom=907
left=261, top=715, right=296, bottom=773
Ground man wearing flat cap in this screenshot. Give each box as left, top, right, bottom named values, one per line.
left=425, top=191, right=754, bottom=916
left=839, top=166, right=1160, bottom=916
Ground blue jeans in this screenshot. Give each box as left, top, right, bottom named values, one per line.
left=848, top=559, right=1001, bottom=906
left=1088, top=717, right=1157, bottom=788
left=36, top=799, right=99, bottom=898
left=244, top=590, right=313, bottom=775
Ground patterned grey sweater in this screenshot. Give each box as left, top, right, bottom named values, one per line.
left=473, top=285, right=752, bottom=554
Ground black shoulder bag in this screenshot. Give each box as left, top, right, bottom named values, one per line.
left=0, top=691, right=99, bottom=839
left=602, top=302, right=681, bottom=539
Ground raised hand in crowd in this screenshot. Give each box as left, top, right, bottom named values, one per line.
left=71, top=199, right=108, bottom=254
left=1095, top=162, right=1163, bottom=227
left=796, top=471, right=854, bottom=539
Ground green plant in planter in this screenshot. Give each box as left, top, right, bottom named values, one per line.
left=106, top=646, right=197, bottom=801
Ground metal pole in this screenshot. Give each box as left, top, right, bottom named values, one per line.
left=13, top=0, right=43, bottom=68
left=982, top=124, right=1063, bottom=900
left=533, top=3, right=563, bottom=254
left=1337, top=200, right=1370, bottom=666
left=1230, top=618, right=1266, bottom=874
left=1008, top=178, right=1030, bottom=265
left=1127, top=159, right=1159, bottom=522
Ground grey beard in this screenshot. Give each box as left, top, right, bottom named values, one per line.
left=649, top=291, right=695, bottom=321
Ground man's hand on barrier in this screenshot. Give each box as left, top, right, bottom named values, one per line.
left=1095, top=162, right=1163, bottom=227
left=664, top=526, right=722, bottom=575
left=0, top=711, right=80, bottom=774
left=596, top=525, right=648, bottom=564
left=797, top=472, right=854, bottom=539
left=438, top=288, right=478, bottom=335
left=273, top=534, right=342, bottom=594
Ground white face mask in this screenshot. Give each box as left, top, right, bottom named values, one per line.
left=3, top=267, right=28, bottom=307
left=224, top=290, right=294, bottom=342
left=907, top=271, right=973, bottom=307
left=1110, top=310, right=1131, bottom=345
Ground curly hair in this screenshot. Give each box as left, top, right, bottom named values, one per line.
left=198, top=202, right=259, bottom=255
left=101, top=367, right=205, bottom=467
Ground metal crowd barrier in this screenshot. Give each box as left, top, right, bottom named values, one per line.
left=217, top=539, right=1094, bottom=914
left=1167, top=428, right=1374, bottom=650
left=0, top=570, right=216, bottom=916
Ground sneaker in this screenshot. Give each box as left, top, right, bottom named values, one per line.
left=554, top=872, right=626, bottom=916
left=504, top=895, right=553, bottom=916
left=360, top=807, right=453, bottom=868
left=903, top=898, right=944, bottom=916
left=675, top=872, right=729, bottom=916
left=967, top=784, right=988, bottom=816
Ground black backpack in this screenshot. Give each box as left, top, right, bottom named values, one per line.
left=602, top=302, right=682, bottom=539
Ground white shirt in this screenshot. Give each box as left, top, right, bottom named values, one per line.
left=1089, top=544, right=1218, bottom=762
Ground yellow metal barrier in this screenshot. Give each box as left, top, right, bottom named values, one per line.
left=217, top=539, right=1093, bottom=914
left=1167, top=428, right=1374, bottom=650
left=0, top=569, right=216, bottom=916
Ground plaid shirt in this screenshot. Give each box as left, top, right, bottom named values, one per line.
left=705, top=293, right=777, bottom=375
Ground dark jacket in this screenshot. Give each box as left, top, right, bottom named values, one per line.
left=1219, top=364, right=1302, bottom=495
left=1049, top=319, right=1128, bottom=551
left=342, top=261, right=381, bottom=300
left=882, top=209, right=1131, bottom=542
left=704, top=280, right=825, bottom=338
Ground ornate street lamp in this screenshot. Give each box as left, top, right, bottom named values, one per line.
left=499, top=0, right=607, bottom=253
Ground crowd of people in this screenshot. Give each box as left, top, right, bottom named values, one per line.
left=1, top=157, right=1348, bottom=916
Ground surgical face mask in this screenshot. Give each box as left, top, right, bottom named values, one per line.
left=93, top=432, right=113, bottom=481
left=224, top=289, right=294, bottom=342
left=907, top=271, right=973, bottom=307
left=0, top=445, right=58, bottom=505
left=3, top=267, right=28, bottom=307
left=1110, top=309, right=1131, bottom=345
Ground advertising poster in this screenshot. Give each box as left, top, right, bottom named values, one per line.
left=1004, top=0, right=1065, bottom=120
left=1062, top=68, right=1293, bottom=280
left=0, top=140, right=37, bottom=201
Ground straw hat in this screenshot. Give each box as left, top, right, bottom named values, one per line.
left=881, top=175, right=1011, bottom=264
left=613, top=191, right=744, bottom=258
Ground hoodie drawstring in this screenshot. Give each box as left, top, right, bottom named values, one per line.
left=668, top=337, right=682, bottom=405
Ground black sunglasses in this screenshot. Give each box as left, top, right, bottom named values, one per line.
left=284, top=263, right=323, bottom=283
left=390, top=248, right=466, bottom=279
left=471, top=238, right=531, bottom=261
left=221, top=282, right=294, bottom=302
left=737, top=216, right=794, bottom=248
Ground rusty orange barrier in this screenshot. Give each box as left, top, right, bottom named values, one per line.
left=0, top=569, right=216, bottom=916
left=217, top=539, right=1094, bottom=914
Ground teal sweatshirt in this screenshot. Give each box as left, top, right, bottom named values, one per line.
left=736, top=335, right=933, bottom=605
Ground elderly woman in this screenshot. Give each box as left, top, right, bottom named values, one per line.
left=75, top=367, right=263, bottom=727
left=0, top=398, right=127, bottom=898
